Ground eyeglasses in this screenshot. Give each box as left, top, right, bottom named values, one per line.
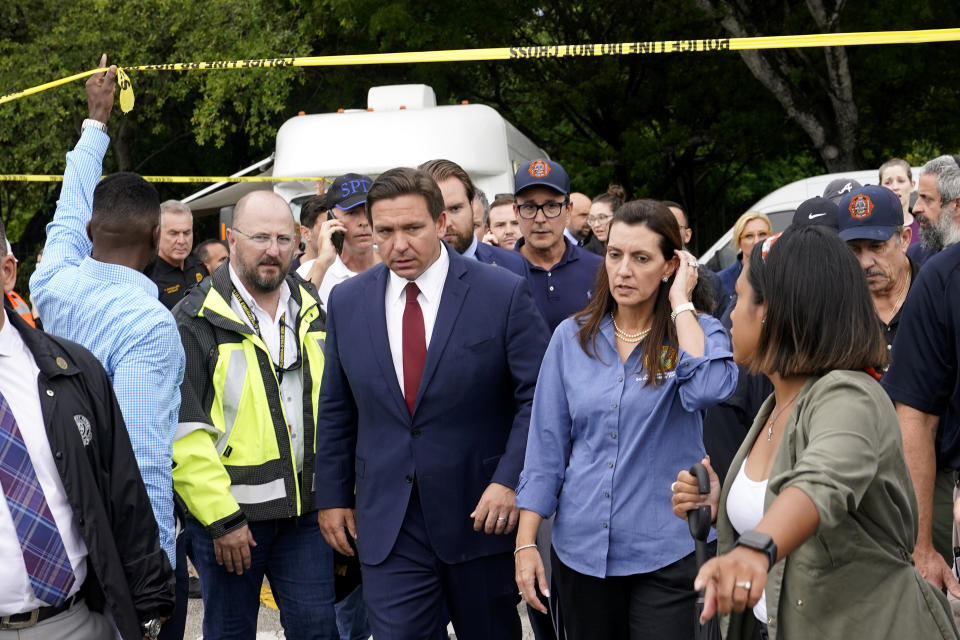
left=587, top=214, right=612, bottom=226
left=516, top=201, right=568, bottom=220
left=233, top=228, right=297, bottom=249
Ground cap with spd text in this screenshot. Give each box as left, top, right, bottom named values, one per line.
left=328, top=173, right=373, bottom=211
left=514, top=159, right=570, bottom=197
left=791, top=196, right=839, bottom=230
left=837, top=185, right=903, bottom=242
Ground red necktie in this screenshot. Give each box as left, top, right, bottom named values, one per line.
left=402, top=282, right=426, bottom=415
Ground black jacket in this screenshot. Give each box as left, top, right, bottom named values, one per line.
left=8, top=312, right=174, bottom=639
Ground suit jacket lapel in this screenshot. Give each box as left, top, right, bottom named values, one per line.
left=365, top=267, right=408, bottom=417
left=415, top=250, right=469, bottom=412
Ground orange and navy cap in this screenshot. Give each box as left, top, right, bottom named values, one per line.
left=837, top=185, right=903, bottom=242
left=514, top=159, right=570, bottom=197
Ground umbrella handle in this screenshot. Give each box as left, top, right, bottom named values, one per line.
left=687, top=463, right=712, bottom=543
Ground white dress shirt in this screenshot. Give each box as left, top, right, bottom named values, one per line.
left=296, top=255, right=358, bottom=311
left=228, top=266, right=305, bottom=472
left=0, top=310, right=87, bottom=614
left=385, top=245, right=450, bottom=396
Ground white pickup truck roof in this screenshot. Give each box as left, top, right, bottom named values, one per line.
left=699, top=168, right=918, bottom=268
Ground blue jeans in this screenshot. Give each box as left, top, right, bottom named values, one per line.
left=188, top=512, right=337, bottom=640
left=334, top=585, right=370, bottom=640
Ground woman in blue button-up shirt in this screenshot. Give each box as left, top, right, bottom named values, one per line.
left=515, top=199, right=738, bottom=639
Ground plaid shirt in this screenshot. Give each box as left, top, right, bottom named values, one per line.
left=29, top=128, right=183, bottom=567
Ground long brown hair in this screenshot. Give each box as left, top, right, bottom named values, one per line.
left=574, top=199, right=692, bottom=386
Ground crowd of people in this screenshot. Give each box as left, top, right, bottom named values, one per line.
left=6, top=56, right=960, bottom=640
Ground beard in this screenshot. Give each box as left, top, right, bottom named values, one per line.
left=235, top=255, right=289, bottom=293
left=937, top=207, right=960, bottom=249
left=919, top=217, right=945, bottom=252
left=446, top=227, right=474, bottom=254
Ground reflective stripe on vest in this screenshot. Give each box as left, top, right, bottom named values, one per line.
left=6, top=291, right=35, bottom=328
left=199, top=283, right=324, bottom=516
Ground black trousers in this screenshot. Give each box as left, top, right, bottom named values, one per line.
left=551, top=546, right=703, bottom=640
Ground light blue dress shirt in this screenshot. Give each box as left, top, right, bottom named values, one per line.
left=516, top=314, right=737, bottom=578
left=461, top=235, right=479, bottom=260
left=29, top=128, right=183, bottom=567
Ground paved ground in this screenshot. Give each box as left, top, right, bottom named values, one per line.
left=183, top=587, right=536, bottom=639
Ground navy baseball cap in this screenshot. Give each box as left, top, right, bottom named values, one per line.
left=791, top=196, right=839, bottom=230
left=328, top=173, right=373, bottom=211
left=514, top=159, right=570, bottom=196
left=837, top=185, right=903, bottom=242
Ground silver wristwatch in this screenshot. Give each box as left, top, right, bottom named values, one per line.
left=141, top=618, right=162, bottom=639
left=81, top=118, right=108, bottom=135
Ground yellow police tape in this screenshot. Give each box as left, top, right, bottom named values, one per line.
left=1, top=28, right=958, bottom=109
left=0, top=175, right=324, bottom=184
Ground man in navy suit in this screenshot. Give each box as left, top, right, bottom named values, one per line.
left=419, top=159, right=529, bottom=277
left=315, top=167, right=549, bottom=639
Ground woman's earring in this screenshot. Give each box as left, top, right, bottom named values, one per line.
left=662, top=276, right=669, bottom=282
left=761, top=317, right=766, bottom=325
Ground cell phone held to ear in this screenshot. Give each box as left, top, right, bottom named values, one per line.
left=328, top=210, right=345, bottom=254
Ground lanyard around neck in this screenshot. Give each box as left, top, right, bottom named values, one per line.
left=231, top=286, right=299, bottom=381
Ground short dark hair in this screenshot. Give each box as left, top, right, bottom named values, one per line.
left=194, top=238, right=225, bottom=261
left=300, top=194, right=328, bottom=230
left=491, top=194, right=515, bottom=208
left=366, top=168, right=445, bottom=223
left=418, top=159, right=476, bottom=203
left=0, top=217, right=7, bottom=257
left=745, top=225, right=889, bottom=376
left=486, top=194, right=516, bottom=226
left=91, top=172, right=160, bottom=229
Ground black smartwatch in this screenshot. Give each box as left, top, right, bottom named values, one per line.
left=734, top=529, right=778, bottom=570
left=141, top=618, right=162, bottom=639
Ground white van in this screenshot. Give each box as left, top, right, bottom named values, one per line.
left=699, top=169, right=918, bottom=270
left=183, top=85, right=548, bottom=222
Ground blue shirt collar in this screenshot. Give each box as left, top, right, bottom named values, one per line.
left=462, top=235, right=479, bottom=260
left=78, top=256, right=159, bottom=298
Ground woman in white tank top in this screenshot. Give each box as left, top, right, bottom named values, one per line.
left=670, top=226, right=958, bottom=640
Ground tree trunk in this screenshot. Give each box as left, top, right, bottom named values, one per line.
left=694, top=0, right=860, bottom=172
left=113, top=119, right=132, bottom=173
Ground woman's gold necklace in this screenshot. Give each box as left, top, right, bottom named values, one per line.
left=766, top=392, right=800, bottom=441
left=611, top=313, right=651, bottom=343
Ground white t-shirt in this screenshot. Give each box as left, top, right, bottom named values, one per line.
left=297, top=256, right=359, bottom=311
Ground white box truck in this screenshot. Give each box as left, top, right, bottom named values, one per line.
left=182, top=84, right=548, bottom=224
